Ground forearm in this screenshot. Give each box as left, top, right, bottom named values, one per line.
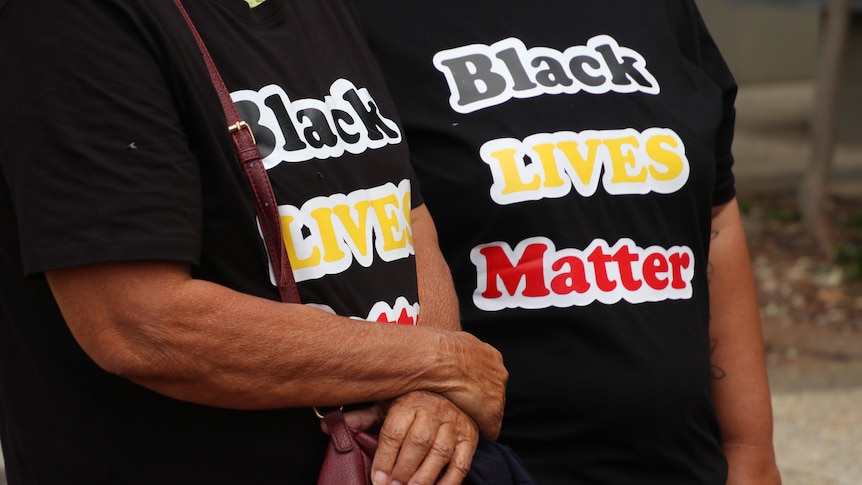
left=46, top=261, right=501, bottom=414
left=129, top=281, right=454, bottom=409
left=412, top=204, right=460, bottom=331
left=708, top=198, right=781, bottom=484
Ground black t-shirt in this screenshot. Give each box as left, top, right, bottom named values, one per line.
left=357, top=1, right=736, bottom=483
left=0, top=0, right=419, bottom=482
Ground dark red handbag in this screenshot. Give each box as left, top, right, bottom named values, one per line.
left=316, top=408, right=379, bottom=485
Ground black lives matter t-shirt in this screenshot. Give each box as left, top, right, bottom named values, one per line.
left=0, top=0, right=418, bottom=482
left=357, top=0, right=735, bottom=483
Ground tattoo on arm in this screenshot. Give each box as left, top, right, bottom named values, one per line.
left=710, top=339, right=726, bottom=380
left=708, top=230, right=727, bottom=379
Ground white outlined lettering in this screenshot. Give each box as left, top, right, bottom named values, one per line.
left=434, top=35, right=659, bottom=114
left=481, top=127, right=689, bottom=204
left=232, top=79, right=401, bottom=168
left=367, top=297, right=420, bottom=325
left=471, top=237, right=694, bottom=311
left=270, top=179, right=413, bottom=283
left=305, top=298, right=420, bottom=325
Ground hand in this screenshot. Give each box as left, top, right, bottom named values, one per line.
left=341, top=391, right=479, bottom=485
left=438, top=331, right=508, bottom=441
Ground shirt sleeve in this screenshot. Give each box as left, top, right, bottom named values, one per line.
left=0, top=1, right=203, bottom=276
left=408, top=163, right=425, bottom=209
left=687, top=0, right=739, bottom=206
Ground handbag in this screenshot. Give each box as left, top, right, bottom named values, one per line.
left=316, top=407, right=379, bottom=485
left=171, top=2, right=535, bottom=484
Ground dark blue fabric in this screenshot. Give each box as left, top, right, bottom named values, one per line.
left=466, top=440, right=537, bottom=485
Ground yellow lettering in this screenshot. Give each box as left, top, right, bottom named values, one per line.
left=280, top=214, right=321, bottom=269
left=555, top=139, right=602, bottom=186
left=309, top=207, right=346, bottom=262
left=645, top=134, right=683, bottom=181
left=332, top=201, right=372, bottom=258
left=489, top=147, right=541, bottom=194
left=605, top=136, right=646, bottom=183
left=531, top=143, right=567, bottom=188
left=370, top=194, right=406, bottom=251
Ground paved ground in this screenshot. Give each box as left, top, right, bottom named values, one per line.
left=0, top=81, right=859, bottom=485
left=770, top=358, right=862, bottom=485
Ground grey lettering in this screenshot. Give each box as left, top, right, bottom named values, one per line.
left=433, top=35, right=659, bottom=114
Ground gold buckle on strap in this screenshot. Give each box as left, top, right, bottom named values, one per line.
left=313, top=406, right=344, bottom=420
left=228, top=121, right=256, bottom=145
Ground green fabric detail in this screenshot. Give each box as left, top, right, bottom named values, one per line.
left=244, top=0, right=266, bottom=8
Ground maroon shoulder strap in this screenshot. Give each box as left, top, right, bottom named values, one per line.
left=172, top=0, right=300, bottom=304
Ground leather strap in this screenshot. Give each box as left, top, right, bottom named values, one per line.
left=173, top=0, right=300, bottom=304
left=324, top=409, right=357, bottom=453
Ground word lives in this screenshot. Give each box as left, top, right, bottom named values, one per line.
left=276, top=179, right=413, bottom=282
left=434, top=35, right=659, bottom=114
left=482, top=127, right=689, bottom=204
left=232, top=78, right=401, bottom=169
left=471, top=237, right=694, bottom=311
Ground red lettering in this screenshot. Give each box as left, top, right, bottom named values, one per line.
left=668, top=252, right=691, bottom=289
left=550, top=256, right=591, bottom=294
left=642, top=252, right=669, bottom=289
left=587, top=245, right=616, bottom=291
left=612, top=245, right=642, bottom=291
left=479, top=243, right=551, bottom=299
left=470, top=237, right=693, bottom=311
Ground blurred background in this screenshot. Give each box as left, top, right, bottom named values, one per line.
left=1, top=1, right=860, bottom=484
left=699, top=1, right=862, bottom=484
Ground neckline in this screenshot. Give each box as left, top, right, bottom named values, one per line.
left=211, top=0, right=287, bottom=27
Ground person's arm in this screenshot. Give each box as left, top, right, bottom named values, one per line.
left=708, top=198, right=782, bottom=485
left=45, top=260, right=506, bottom=438
left=355, top=204, right=481, bottom=485
left=412, top=204, right=460, bottom=331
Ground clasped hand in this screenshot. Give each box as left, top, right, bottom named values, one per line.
left=327, top=391, right=480, bottom=485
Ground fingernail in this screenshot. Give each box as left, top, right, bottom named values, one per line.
left=391, top=481, right=403, bottom=485
left=372, top=471, right=388, bottom=485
